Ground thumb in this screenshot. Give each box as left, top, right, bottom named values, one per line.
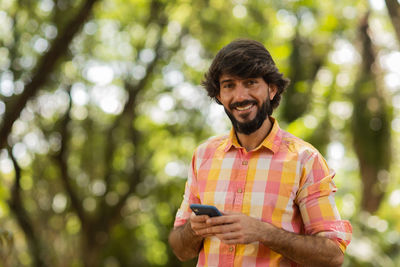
left=221, top=211, right=239, bottom=216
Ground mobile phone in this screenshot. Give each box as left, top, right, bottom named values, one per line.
left=190, top=204, right=222, bottom=217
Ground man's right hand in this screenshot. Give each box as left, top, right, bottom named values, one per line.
left=169, top=213, right=213, bottom=261
left=189, top=212, right=214, bottom=238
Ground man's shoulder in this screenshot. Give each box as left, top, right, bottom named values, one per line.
left=279, top=129, right=321, bottom=158
left=197, top=134, right=229, bottom=150
left=194, top=134, right=229, bottom=157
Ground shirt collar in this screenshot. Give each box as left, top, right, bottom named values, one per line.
left=223, top=117, right=282, bottom=153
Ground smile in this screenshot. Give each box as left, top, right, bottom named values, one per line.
left=235, top=104, right=254, bottom=111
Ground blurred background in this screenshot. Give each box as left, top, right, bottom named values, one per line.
left=0, top=0, right=399, bottom=266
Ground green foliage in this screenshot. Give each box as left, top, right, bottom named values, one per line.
left=0, top=229, right=13, bottom=260
left=0, top=0, right=400, bottom=266
left=352, top=79, right=392, bottom=169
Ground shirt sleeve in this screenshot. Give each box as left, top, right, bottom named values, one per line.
left=295, top=151, right=352, bottom=253
left=173, top=151, right=201, bottom=228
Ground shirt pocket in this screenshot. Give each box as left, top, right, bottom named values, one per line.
left=198, top=159, right=234, bottom=210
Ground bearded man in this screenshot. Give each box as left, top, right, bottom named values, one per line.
left=169, top=39, right=352, bottom=267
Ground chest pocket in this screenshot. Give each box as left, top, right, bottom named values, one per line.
left=197, top=158, right=235, bottom=210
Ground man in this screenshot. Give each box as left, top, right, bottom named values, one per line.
left=169, top=39, right=352, bottom=266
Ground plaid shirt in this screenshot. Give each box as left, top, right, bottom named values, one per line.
left=174, top=118, right=352, bottom=267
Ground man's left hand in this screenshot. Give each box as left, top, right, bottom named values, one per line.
left=205, top=212, right=269, bottom=244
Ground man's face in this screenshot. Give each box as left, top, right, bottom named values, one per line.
left=217, top=74, right=277, bottom=135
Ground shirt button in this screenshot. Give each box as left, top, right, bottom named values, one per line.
left=229, top=246, right=234, bottom=252
left=237, top=188, right=242, bottom=193
left=242, top=161, right=248, bottom=165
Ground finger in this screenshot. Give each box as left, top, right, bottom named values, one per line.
left=193, top=224, right=224, bottom=236
left=217, top=232, right=245, bottom=244
left=191, top=213, right=210, bottom=222
left=196, top=230, right=214, bottom=238
left=216, top=231, right=242, bottom=240
left=206, top=222, right=241, bottom=236
left=206, top=215, right=238, bottom=225
left=220, top=211, right=241, bottom=216
left=191, top=222, right=211, bottom=232
left=193, top=226, right=217, bottom=237
left=216, top=235, right=242, bottom=244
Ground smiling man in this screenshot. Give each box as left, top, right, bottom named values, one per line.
left=169, top=39, right=352, bottom=267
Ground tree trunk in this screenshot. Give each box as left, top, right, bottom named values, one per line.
left=351, top=13, right=392, bottom=213
left=81, top=230, right=105, bottom=267
left=385, top=0, right=400, bottom=43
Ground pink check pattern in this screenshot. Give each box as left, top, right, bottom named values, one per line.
left=174, top=118, right=352, bottom=267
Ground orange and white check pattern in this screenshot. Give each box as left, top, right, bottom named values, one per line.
left=174, top=118, right=352, bottom=267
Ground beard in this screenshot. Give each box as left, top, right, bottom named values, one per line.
left=224, top=97, right=272, bottom=135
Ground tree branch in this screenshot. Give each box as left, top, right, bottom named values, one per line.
left=104, top=126, right=154, bottom=231
left=99, top=43, right=165, bottom=232
left=52, top=89, right=88, bottom=229
left=7, top=148, right=48, bottom=267
left=281, top=28, right=325, bottom=122
left=101, top=30, right=189, bottom=232
left=0, top=0, right=99, bottom=149
left=8, top=0, right=24, bottom=81
left=102, top=36, right=164, bottom=189
left=99, top=1, right=188, bottom=229
left=385, top=0, right=400, bottom=44
left=102, top=0, right=168, bottom=190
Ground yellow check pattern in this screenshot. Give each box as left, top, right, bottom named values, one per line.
left=174, top=118, right=352, bottom=267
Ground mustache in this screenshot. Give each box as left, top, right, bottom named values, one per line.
left=229, top=100, right=257, bottom=110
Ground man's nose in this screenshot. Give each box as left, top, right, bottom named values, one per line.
left=233, top=83, right=249, bottom=101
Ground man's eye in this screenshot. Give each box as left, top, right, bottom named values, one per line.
left=247, top=80, right=257, bottom=85
left=223, top=84, right=234, bottom=88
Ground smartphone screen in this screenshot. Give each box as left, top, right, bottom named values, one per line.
left=190, top=204, right=222, bottom=217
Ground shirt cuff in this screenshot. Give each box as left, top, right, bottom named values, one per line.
left=306, top=220, right=353, bottom=253
left=173, top=217, right=188, bottom=228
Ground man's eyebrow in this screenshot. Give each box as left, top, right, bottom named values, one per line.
left=220, top=79, right=234, bottom=84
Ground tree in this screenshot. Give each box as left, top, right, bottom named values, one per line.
left=1, top=0, right=400, bottom=266
left=0, top=0, right=99, bottom=150
left=351, top=12, right=392, bottom=213
left=385, top=0, right=400, bottom=43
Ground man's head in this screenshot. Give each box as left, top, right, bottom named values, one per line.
left=202, top=39, right=290, bottom=134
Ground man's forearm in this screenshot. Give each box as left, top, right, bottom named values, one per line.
left=260, top=223, right=343, bottom=267
left=168, top=221, right=204, bottom=261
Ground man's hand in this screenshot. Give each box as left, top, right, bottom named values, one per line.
left=203, top=211, right=267, bottom=244
left=169, top=212, right=210, bottom=261
left=197, top=212, right=344, bottom=266
left=189, top=212, right=214, bottom=238
left=171, top=211, right=344, bottom=266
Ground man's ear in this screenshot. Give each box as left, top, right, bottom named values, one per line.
left=215, top=95, right=222, bottom=105
left=269, top=85, right=278, bottom=101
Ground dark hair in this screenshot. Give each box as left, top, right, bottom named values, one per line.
left=201, top=39, right=290, bottom=111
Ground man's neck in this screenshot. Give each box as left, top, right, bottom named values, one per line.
left=236, top=117, right=273, bottom=152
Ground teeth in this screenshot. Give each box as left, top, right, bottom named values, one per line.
left=236, top=104, right=253, bottom=111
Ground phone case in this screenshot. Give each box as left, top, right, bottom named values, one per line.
left=190, top=204, right=222, bottom=217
